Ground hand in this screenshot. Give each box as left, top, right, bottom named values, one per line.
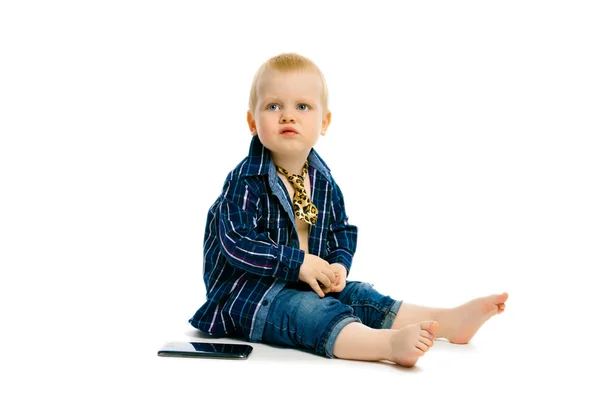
left=328, top=263, right=347, bottom=293
left=298, top=254, right=335, bottom=298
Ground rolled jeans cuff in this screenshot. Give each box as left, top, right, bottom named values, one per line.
left=380, top=300, right=403, bottom=329
left=323, top=316, right=361, bottom=359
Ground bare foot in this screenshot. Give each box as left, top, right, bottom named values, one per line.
left=389, top=321, right=439, bottom=367
left=443, top=292, right=508, bottom=344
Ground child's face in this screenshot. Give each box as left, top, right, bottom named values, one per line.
left=247, top=69, right=331, bottom=158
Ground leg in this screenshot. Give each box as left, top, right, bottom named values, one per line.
left=330, top=282, right=438, bottom=367
left=333, top=321, right=438, bottom=367
left=332, top=281, right=402, bottom=330
left=392, top=293, right=509, bottom=344
left=262, top=285, right=437, bottom=367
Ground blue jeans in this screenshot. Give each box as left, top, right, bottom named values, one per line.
left=261, top=281, right=402, bottom=358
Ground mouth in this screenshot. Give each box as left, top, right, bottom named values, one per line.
left=280, top=127, right=298, bottom=136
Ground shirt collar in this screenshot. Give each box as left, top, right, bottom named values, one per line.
left=241, top=135, right=332, bottom=182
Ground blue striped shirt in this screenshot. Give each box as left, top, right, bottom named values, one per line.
left=189, top=136, right=358, bottom=342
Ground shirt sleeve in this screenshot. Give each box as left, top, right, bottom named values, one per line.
left=324, top=179, right=358, bottom=276
left=217, top=178, right=304, bottom=281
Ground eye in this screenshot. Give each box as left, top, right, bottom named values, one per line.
left=298, top=104, right=309, bottom=111
left=267, top=104, right=280, bottom=111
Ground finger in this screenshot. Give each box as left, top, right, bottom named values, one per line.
left=318, top=273, right=332, bottom=288
left=318, top=277, right=333, bottom=287
left=419, top=336, right=434, bottom=347
left=321, top=266, right=335, bottom=282
left=309, top=280, right=325, bottom=298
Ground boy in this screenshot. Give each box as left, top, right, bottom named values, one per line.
left=189, top=53, right=508, bottom=367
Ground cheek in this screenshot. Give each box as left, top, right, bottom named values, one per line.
left=258, top=115, right=277, bottom=129
left=311, top=116, right=323, bottom=130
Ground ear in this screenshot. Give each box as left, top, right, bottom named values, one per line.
left=320, top=111, right=331, bottom=136
left=247, top=110, right=257, bottom=136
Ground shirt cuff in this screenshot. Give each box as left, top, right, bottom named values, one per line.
left=273, top=245, right=305, bottom=281
left=325, top=249, right=353, bottom=274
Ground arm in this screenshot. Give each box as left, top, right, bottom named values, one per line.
left=324, top=180, right=358, bottom=277
left=217, top=179, right=305, bottom=281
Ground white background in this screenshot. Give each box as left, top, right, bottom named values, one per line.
left=1, top=1, right=599, bottom=398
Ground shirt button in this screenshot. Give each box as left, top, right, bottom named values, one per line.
left=283, top=267, right=288, bottom=272
left=262, top=300, right=269, bottom=306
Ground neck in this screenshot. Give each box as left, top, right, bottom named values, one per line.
left=271, top=151, right=310, bottom=175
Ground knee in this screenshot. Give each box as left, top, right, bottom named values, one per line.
left=303, top=297, right=353, bottom=327
left=342, top=281, right=376, bottom=298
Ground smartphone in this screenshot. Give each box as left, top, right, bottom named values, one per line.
left=157, top=341, right=253, bottom=360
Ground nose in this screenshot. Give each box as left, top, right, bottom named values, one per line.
left=280, top=113, right=296, bottom=124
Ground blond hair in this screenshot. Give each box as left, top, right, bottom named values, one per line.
left=248, top=53, right=329, bottom=117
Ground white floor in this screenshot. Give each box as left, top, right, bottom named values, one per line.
left=144, top=299, right=593, bottom=400
left=5, top=275, right=593, bottom=399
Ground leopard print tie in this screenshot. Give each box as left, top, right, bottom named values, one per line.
left=275, top=160, right=318, bottom=225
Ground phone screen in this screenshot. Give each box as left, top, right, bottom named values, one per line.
left=157, top=342, right=253, bottom=359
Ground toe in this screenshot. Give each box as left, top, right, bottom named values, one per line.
left=496, top=292, right=509, bottom=304
left=419, top=321, right=440, bottom=337
left=416, top=341, right=429, bottom=352
left=419, top=321, right=439, bottom=336
left=420, top=329, right=435, bottom=340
